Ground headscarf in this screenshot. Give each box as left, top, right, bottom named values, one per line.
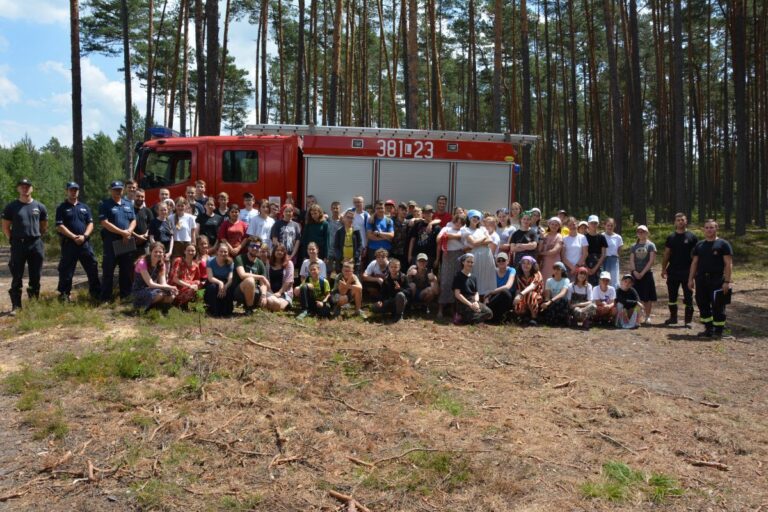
left=467, top=209, right=482, bottom=221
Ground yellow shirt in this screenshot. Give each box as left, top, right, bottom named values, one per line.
left=343, top=228, right=354, bottom=260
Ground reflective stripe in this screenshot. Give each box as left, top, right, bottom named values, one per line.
left=712, top=321, right=726, bottom=327
left=668, top=301, right=679, bottom=306
left=700, top=316, right=713, bottom=323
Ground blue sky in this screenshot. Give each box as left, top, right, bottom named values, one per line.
left=0, top=0, right=259, bottom=148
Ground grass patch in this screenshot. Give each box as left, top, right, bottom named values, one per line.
left=327, top=352, right=363, bottom=379
left=132, top=478, right=183, bottom=510
left=218, top=495, right=263, bottom=510
left=2, top=366, right=51, bottom=395
left=433, top=392, right=465, bottom=417
left=581, top=461, right=684, bottom=504
left=404, top=450, right=471, bottom=493
left=10, top=297, right=103, bottom=334
left=53, top=335, right=188, bottom=382
left=22, top=406, right=69, bottom=440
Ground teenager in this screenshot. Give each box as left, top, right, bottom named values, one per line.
left=233, top=236, right=269, bottom=314
left=296, top=261, right=332, bottom=320
left=372, top=258, right=410, bottom=322
left=367, top=200, right=395, bottom=264
left=265, top=244, right=294, bottom=312
left=238, top=193, right=258, bottom=229
left=170, top=243, right=203, bottom=308
left=585, top=215, right=608, bottom=286
left=561, top=217, right=587, bottom=278
left=327, top=201, right=344, bottom=271
left=434, top=195, right=452, bottom=227
left=509, top=211, right=539, bottom=265
left=333, top=208, right=362, bottom=273
left=362, top=248, right=390, bottom=297
left=148, top=202, right=174, bottom=266
left=301, top=203, right=330, bottom=261
left=483, top=215, right=501, bottom=256
left=246, top=199, right=276, bottom=250
left=513, top=255, right=544, bottom=325
left=216, top=192, right=230, bottom=217
left=217, top=204, right=249, bottom=257
left=568, top=267, right=596, bottom=329
left=629, top=225, right=657, bottom=325
left=270, top=204, right=302, bottom=263
left=407, top=253, right=439, bottom=313
left=170, top=197, right=197, bottom=260
left=205, top=241, right=235, bottom=317
left=132, top=242, right=178, bottom=312
left=461, top=210, right=496, bottom=296
left=389, top=203, right=410, bottom=265
left=408, top=205, right=442, bottom=267
left=602, top=217, right=623, bottom=288
left=197, top=198, right=224, bottom=247
left=539, top=217, right=564, bottom=280
left=508, top=202, right=522, bottom=230
left=539, top=261, right=571, bottom=326
left=332, top=260, right=366, bottom=318
left=452, top=253, right=493, bottom=324
left=297, top=242, right=328, bottom=296
left=616, top=274, right=643, bottom=329
left=483, top=251, right=516, bottom=323
left=436, top=214, right=466, bottom=319
left=592, top=271, right=617, bottom=325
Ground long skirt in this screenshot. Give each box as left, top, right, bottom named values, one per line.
left=438, top=250, right=463, bottom=305
left=471, top=246, right=496, bottom=296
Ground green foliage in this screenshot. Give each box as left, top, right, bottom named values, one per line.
left=23, top=406, right=70, bottom=440
left=219, top=495, right=263, bottom=511
left=581, top=461, right=684, bottom=504
left=131, top=478, right=183, bottom=510
left=433, top=393, right=465, bottom=417
left=8, top=297, right=101, bottom=334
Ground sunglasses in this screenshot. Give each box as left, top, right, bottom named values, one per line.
left=249, top=243, right=261, bottom=249
left=496, top=258, right=507, bottom=263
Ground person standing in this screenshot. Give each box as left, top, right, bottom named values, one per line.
left=99, top=181, right=137, bottom=302
left=2, top=178, right=48, bottom=314
left=132, top=188, right=154, bottom=259
left=629, top=225, right=657, bottom=324
left=366, top=200, right=394, bottom=264
left=584, top=215, right=608, bottom=286
left=661, top=213, right=698, bottom=326
left=688, top=220, right=733, bottom=338
left=55, top=182, right=101, bottom=302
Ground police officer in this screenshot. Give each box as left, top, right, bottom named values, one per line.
left=55, top=182, right=101, bottom=301
left=661, top=212, right=698, bottom=326
left=2, top=178, right=47, bottom=315
left=99, top=181, right=137, bottom=302
left=687, top=219, right=733, bottom=338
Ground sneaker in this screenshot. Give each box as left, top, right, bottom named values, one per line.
left=663, top=317, right=678, bottom=325
left=355, top=309, right=367, bottom=319
left=643, top=317, right=652, bottom=325
left=58, top=293, right=72, bottom=303
left=697, top=328, right=713, bottom=338
left=582, top=319, right=591, bottom=330
left=296, top=310, right=309, bottom=320
left=528, top=319, right=538, bottom=326
left=244, top=306, right=255, bottom=316
left=9, top=306, right=19, bottom=317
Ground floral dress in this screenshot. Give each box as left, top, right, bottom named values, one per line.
left=171, top=256, right=202, bottom=305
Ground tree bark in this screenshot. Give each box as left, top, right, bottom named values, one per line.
left=143, top=0, right=154, bottom=141
left=405, top=0, right=419, bottom=128
left=295, top=0, right=305, bottom=124
left=329, top=0, right=343, bottom=125
left=731, top=0, right=748, bottom=234
left=603, top=0, right=625, bottom=233
left=194, top=0, right=206, bottom=135
left=492, top=0, right=502, bottom=132
left=628, top=0, right=646, bottom=223
left=70, top=0, right=85, bottom=191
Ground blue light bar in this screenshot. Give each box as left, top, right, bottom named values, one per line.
left=150, top=125, right=182, bottom=138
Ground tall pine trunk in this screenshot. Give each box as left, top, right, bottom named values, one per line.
left=70, top=0, right=85, bottom=190
left=204, top=0, right=220, bottom=135
left=731, top=0, right=748, bottom=234
left=120, top=0, right=133, bottom=173
left=194, top=0, right=206, bottom=135
left=405, top=0, right=419, bottom=128
left=143, top=0, right=155, bottom=141
left=328, top=0, right=343, bottom=125
left=295, top=0, right=305, bottom=124
left=628, top=0, right=646, bottom=223
left=671, top=0, right=685, bottom=217
left=603, top=0, right=625, bottom=233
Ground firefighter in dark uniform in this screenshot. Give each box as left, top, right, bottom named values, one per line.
left=661, top=213, right=698, bottom=326
left=99, top=181, right=137, bottom=302
left=2, top=178, right=48, bottom=315
left=687, top=219, right=733, bottom=338
left=55, top=182, right=101, bottom=301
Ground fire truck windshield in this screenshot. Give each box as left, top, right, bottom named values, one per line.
left=138, top=150, right=192, bottom=190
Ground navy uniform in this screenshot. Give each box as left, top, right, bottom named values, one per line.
left=2, top=178, right=47, bottom=313
left=55, top=182, right=101, bottom=300
left=662, top=229, right=698, bottom=325
left=99, top=181, right=137, bottom=301
left=689, top=229, right=733, bottom=338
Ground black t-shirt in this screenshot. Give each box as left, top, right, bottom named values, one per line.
left=664, top=231, right=698, bottom=274
left=616, top=286, right=640, bottom=309
left=693, top=239, right=733, bottom=277
left=55, top=200, right=92, bottom=237
left=197, top=211, right=224, bottom=245
left=269, top=266, right=284, bottom=293
left=381, top=271, right=408, bottom=299
left=3, top=199, right=47, bottom=238
left=408, top=220, right=441, bottom=262
left=585, top=232, right=608, bottom=256
left=452, top=271, right=478, bottom=300
left=511, top=228, right=539, bottom=263
left=134, top=205, right=154, bottom=236
left=149, top=218, right=174, bottom=249
left=390, top=217, right=409, bottom=256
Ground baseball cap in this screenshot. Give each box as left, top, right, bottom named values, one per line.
left=600, top=271, right=611, bottom=280
left=423, top=204, right=434, bottom=212
left=576, top=266, right=589, bottom=274
left=17, top=178, right=32, bottom=186
left=578, top=220, right=588, bottom=228
left=408, top=200, right=418, bottom=207
left=622, top=273, right=635, bottom=282
left=385, top=199, right=396, bottom=206
left=587, top=215, right=599, bottom=224
left=110, top=180, right=125, bottom=189
left=496, top=252, right=509, bottom=261
left=416, top=253, right=428, bottom=261
left=66, top=182, right=80, bottom=189
left=636, top=224, right=649, bottom=233
left=553, top=261, right=567, bottom=272
left=530, top=207, right=542, bottom=215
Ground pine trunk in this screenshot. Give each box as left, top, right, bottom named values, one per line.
left=70, top=0, right=85, bottom=189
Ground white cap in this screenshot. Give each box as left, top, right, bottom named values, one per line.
left=599, top=271, right=611, bottom=280
left=587, top=215, right=599, bottom=224
left=636, top=224, right=649, bottom=233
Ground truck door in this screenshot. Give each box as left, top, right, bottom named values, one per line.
left=304, top=156, right=374, bottom=211
left=137, top=147, right=195, bottom=202
left=377, top=160, right=451, bottom=206
left=213, top=144, right=266, bottom=203
left=454, top=162, right=512, bottom=212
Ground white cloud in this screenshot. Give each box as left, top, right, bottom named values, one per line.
left=0, top=119, right=70, bottom=147
left=0, top=0, right=68, bottom=24
left=0, top=66, right=21, bottom=107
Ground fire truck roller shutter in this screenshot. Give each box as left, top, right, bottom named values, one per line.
left=454, top=162, right=513, bottom=213
left=304, top=157, right=375, bottom=212
left=377, top=160, right=451, bottom=209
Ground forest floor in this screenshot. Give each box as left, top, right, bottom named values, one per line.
left=0, top=243, right=766, bottom=511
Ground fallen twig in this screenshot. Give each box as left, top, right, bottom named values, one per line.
left=208, top=411, right=244, bottom=435
left=688, top=459, right=730, bottom=471
left=699, top=400, right=721, bottom=409
left=327, top=395, right=376, bottom=416
left=492, top=356, right=512, bottom=367
left=87, top=460, right=98, bottom=482
left=348, top=456, right=374, bottom=468
left=40, top=451, right=73, bottom=473
left=0, top=489, right=29, bottom=502
left=246, top=337, right=282, bottom=353
left=596, top=431, right=638, bottom=456
left=373, top=447, right=493, bottom=466
left=554, top=379, right=577, bottom=389
left=328, top=490, right=372, bottom=512
left=148, top=420, right=172, bottom=442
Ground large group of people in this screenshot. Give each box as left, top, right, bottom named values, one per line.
left=2, top=178, right=735, bottom=338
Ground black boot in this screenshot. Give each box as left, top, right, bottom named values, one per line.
left=27, top=288, right=40, bottom=300
left=698, top=322, right=713, bottom=338
left=684, top=307, right=694, bottom=327
left=712, top=324, right=724, bottom=338
left=664, top=304, right=678, bottom=325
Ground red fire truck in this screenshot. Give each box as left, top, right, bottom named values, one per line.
left=135, top=125, right=537, bottom=212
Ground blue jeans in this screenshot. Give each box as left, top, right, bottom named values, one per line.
left=604, top=256, right=620, bottom=288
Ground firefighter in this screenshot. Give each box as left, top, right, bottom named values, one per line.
left=661, top=213, right=697, bottom=326
left=687, top=219, right=733, bottom=338
left=99, top=181, right=137, bottom=302
left=2, top=178, right=48, bottom=315
left=55, top=182, right=101, bottom=302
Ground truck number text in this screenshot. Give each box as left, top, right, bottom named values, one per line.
left=376, top=140, right=434, bottom=159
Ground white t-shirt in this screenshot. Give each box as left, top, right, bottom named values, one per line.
left=592, top=285, right=616, bottom=303
left=438, top=225, right=464, bottom=251
left=247, top=214, right=275, bottom=249
left=604, top=232, right=624, bottom=257
left=568, top=282, right=593, bottom=301
left=461, top=226, right=489, bottom=248
left=562, top=234, right=588, bottom=266
left=299, top=258, right=328, bottom=279
left=170, top=213, right=197, bottom=242
left=353, top=210, right=369, bottom=247
left=489, top=231, right=501, bottom=255
left=239, top=207, right=258, bottom=228
left=363, top=259, right=389, bottom=277
left=546, top=277, right=570, bottom=295
left=499, top=226, right=517, bottom=247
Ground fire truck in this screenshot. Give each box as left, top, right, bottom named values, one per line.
left=135, top=125, right=537, bottom=212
